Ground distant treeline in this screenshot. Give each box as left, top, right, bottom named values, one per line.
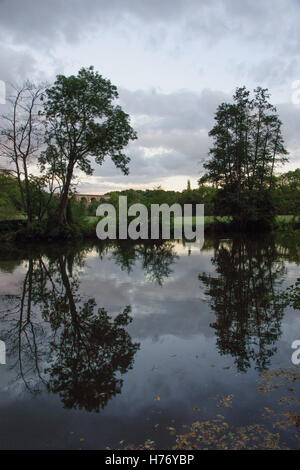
left=87, top=169, right=300, bottom=218
left=2, top=169, right=300, bottom=222
left=0, top=79, right=295, bottom=237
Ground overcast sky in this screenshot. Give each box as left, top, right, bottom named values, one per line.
left=1, top=0, right=300, bottom=193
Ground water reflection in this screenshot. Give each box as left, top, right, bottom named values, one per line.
left=199, top=237, right=286, bottom=372
left=96, top=239, right=178, bottom=285
left=0, top=235, right=300, bottom=449
left=0, top=240, right=179, bottom=413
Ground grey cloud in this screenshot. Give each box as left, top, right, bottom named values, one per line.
left=249, top=57, right=300, bottom=87
left=76, top=85, right=300, bottom=191
left=1, top=0, right=300, bottom=190
left=0, top=45, right=37, bottom=84
left=222, top=0, right=300, bottom=51
left=79, top=246, right=216, bottom=340
left=75, top=88, right=226, bottom=189
left=119, top=88, right=228, bottom=130
left=277, top=102, right=300, bottom=158
left=0, top=0, right=186, bottom=48
left=1, top=0, right=300, bottom=53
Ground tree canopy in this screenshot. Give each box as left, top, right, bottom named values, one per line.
left=39, top=66, right=137, bottom=225
left=202, top=86, right=288, bottom=229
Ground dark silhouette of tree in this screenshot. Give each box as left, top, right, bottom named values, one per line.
left=199, top=237, right=286, bottom=372
left=138, top=241, right=177, bottom=285
left=0, top=256, right=50, bottom=391
left=0, top=239, right=176, bottom=409
left=110, top=241, right=138, bottom=274
left=0, top=245, right=139, bottom=411
left=202, top=87, right=288, bottom=229
left=46, top=301, right=139, bottom=412
left=39, top=66, right=137, bottom=226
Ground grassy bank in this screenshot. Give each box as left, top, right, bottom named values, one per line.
left=0, top=214, right=299, bottom=243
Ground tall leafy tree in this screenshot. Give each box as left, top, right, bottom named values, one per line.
left=203, top=86, right=288, bottom=228
left=40, top=66, right=137, bottom=226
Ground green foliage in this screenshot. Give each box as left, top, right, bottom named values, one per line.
left=203, top=86, right=288, bottom=229
left=273, top=168, right=300, bottom=215
left=280, top=278, right=300, bottom=310
left=179, top=185, right=216, bottom=215
left=103, top=186, right=216, bottom=217
left=0, top=172, right=23, bottom=220
left=2, top=75, right=300, bottom=238
left=214, top=187, right=276, bottom=230
left=87, top=199, right=99, bottom=216
left=69, top=198, right=87, bottom=220
left=40, top=66, right=137, bottom=225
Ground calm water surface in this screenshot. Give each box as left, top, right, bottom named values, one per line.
left=0, top=235, right=299, bottom=449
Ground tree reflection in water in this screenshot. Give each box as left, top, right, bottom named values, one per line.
left=97, top=239, right=178, bottom=285
left=0, top=240, right=177, bottom=411
left=199, top=236, right=286, bottom=372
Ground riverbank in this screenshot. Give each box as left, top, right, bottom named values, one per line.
left=0, top=215, right=299, bottom=244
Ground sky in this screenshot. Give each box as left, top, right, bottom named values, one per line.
left=0, top=0, right=300, bottom=193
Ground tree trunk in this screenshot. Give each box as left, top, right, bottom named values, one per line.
left=58, top=161, right=74, bottom=226
left=66, top=198, right=73, bottom=225
left=23, top=159, right=32, bottom=227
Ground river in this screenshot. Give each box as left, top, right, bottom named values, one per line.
left=0, top=235, right=299, bottom=449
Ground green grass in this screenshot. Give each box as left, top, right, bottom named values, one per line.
left=1, top=213, right=298, bottom=229
left=86, top=215, right=297, bottom=224
left=173, top=215, right=231, bottom=228
left=174, top=215, right=299, bottom=228
left=84, top=215, right=299, bottom=237
left=0, top=213, right=27, bottom=222
left=276, top=215, right=299, bottom=222
left=85, top=215, right=232, bottom=228
left=85, top=216, right=100, bottom=224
